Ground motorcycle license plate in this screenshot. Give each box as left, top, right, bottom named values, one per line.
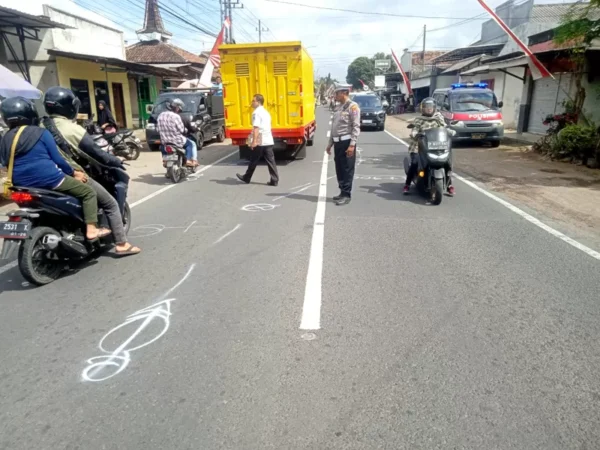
left=471, top=133, right=486, bottom=139
left=0, top=221, right=30, bottom=239
left=162, top=154, right=178, bottom=161
left=362, top=120, right=373, bottom=124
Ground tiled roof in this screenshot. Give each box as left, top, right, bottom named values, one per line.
left=411, top=51, right=446, bottom=65
left=126, top=41, right=207, bottom=65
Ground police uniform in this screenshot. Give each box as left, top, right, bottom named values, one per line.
left=328, top=84, right=360, bottom=203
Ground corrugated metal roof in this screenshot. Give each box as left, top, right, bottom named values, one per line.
left=442, top=54, right=485, bottom=74
left=461, top=55, right=528, bottom=75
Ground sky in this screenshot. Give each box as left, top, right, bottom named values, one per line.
left=72, top=0, right=576, bottom=81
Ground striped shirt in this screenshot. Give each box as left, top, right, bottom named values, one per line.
left=157, top=111, right=186, bottom=147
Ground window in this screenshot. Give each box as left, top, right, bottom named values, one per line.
left=449, top=91, right=498, bottom=112
left=70, top=79, right=91, bottom=117
left=353, top=96, right=382, bottom=108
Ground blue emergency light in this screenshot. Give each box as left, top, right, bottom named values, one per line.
left=451, top=82, right=488, bottom=89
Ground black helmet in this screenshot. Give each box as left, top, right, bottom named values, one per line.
left=420, top=97, right=436, bottom=117
left=44, top=86, right=81, bottom=120
left=166, top=98, right=185, bottom=112
left=0, top=97, right=39, bottom=128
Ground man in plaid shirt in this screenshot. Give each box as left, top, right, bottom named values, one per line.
left=157, top=98, right=198, bottom=167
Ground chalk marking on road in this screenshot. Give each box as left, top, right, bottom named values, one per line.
left=184, top=220, right=197, bottom=233
left=290, top=182, right=313, bottom=191
left=300, top=150, right=329, bottom=330
left=82, top=264, right=196, bottom=382
left=241, top=203, right=279, bottom=212
left=213, top=223, right=242, bottom=245
left=384, top=130, right=410, bottom=147
left=383, top=128, right=600, bottom=262
left=272, top=183, right=316, bottom=202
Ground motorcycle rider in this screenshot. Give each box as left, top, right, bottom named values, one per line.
left=403, top=97, right=455, bottom=196
left=41, top=86, right=141, bottom=256
left=157, top=98, right=199, bottom=167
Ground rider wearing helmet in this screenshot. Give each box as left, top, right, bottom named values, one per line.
left=156, top=98, right=199, bottom=167
left=0, top=97, right=110, bottom=241
left=41, top=86, right=140, bottom=256
left=403, top=97, right=455, bottom=196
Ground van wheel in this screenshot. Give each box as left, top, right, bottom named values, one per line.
left=490, top=140, right=500, bottom=148
left=217, top=127, right=226, bottom=142
left=196, top=133, right=204, bottom=151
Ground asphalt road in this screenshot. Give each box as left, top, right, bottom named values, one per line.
left=1, top=108, right=600, bottom=449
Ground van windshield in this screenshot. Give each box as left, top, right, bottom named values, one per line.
left=153, top=94, right=203, bottom=115
left=450, top=91, right=497, bottom=112
left=354, top=96, right=382, bottom=108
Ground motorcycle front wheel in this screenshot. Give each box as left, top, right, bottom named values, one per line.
left=432, top=178, right=444, bottom=205
left=18, top=226, right=64, bottom=285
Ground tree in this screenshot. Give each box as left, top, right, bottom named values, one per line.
left=346, top=57, right=375, bottom=89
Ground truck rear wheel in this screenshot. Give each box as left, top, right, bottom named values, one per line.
left=294, top=144, right=307, bottom=160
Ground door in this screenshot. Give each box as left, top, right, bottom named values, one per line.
left=528, top=73, right=573, bottom=134
left=70, top=79, right=92, bottom=118
left=111, top=83, right=127, bottom=128
left=93, top=81, right=110, bottom=109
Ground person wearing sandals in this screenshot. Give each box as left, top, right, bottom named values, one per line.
left=0, top=97, right=110, bottom=241
left=41, top=87, right=141, bottom=256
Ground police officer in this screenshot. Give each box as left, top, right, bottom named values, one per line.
left=326, top=84, right=360, bottom=205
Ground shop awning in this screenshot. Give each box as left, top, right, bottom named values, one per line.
left=461, top=55, right=528, bottom=75
left=442, top=54, right=486, bottom=74
left=0, top=63, right=42, bottom=99
left=410, top=77, right=431, bottom=89
left=47, top=49, right=179, bottom=78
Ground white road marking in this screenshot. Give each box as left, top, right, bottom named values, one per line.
left=326, top=130, right=331, bottom=138
left=272, top=183, right=316, bottom=202
left=290, top=182, right=313, bottom=191
left=300, top=151, right=329, bottom=330
left=212, top=223, right=242, bottom=245
left=131, top=149, right=238, bottom=208
left=384, top=130, right=410, bottom=147
left=0, top=261, right=17, bottom=275
left=384, top=129, right=600, bottom=262
left=184, top=220, right=197, bottom=233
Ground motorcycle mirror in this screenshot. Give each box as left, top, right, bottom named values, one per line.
left=498, top=101, right=504, bottom=108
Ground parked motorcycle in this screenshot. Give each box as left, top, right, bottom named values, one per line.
left=403, top=125, right=451, bottom=205
left=0, top=164, right=131, bottom=285
left=84, top=116, right=142, bottom=161
left=162, top=144, right=197, bottom=183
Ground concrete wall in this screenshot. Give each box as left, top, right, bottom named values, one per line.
left=581, top=76, right=600, bottom=126
left=480, top=0, right=533, bottom=45
left=460, top=67, right=525, bottom=129
left=56, top=56, right=133, bottom=128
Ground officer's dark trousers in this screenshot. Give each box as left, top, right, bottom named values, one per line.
left=243, top=145, right=279, bottom=183
left=334, top=139, right=356, bottom=198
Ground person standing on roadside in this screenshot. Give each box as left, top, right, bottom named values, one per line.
left=237, top=94, right=279, bottom=186
left=326, top=84, right=360, bottom=205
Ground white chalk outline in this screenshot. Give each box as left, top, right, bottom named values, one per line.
left=241, top=203, right=279, bottom=212
left=82, top=264, right=196, bottom=382
left=384, top=129, right=600, bottom=262
left=213, top=223, right=242, bottom=245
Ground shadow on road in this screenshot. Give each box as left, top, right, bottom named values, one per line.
left=359, top=182, right=435, bottom=205
left=133, top=173, right=170, bottom=186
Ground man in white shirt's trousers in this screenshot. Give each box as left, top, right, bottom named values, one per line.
left=237, top=94, right=279, bottom=186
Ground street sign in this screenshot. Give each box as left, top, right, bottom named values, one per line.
left=374, top=59, right=391, bottom=70
left=375, top=75, right=385, bottom=88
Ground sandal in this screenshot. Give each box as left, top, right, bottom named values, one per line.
left=87, top=228, right=112, bottom=241
left=115, top=243, right=141, bottom=257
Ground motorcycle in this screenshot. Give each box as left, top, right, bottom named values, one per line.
left=162, top=143, right=197, bottom=183
left=0, top=164, right=132, bottom=285
left=84, top=116, right=142, bottom=161
left=403, top=125, right=451, bottom=205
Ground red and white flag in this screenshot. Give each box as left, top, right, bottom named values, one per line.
left=477, top=0, right=553, bottom=80
left=198, top=17, right=231, bottom=87
left=391, top=49, right=412, bottom=96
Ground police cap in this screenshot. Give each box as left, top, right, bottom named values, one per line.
left=334, top=84, right=352, bottom=93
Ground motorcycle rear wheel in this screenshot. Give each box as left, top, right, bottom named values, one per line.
left=167, top=165, right=183, bottom=184
left=19, top=226, right=64, bottom=286
left=126, top=142, right=141, bottom=161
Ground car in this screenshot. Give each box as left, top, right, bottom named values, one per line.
left=433, top=83, right=504, bottom=147
left=145, top=89, right=226, bottom=151
left=353, top=93, right=386, bottom=131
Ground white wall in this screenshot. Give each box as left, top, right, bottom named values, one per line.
left=581, top=76, right=600, bottom=126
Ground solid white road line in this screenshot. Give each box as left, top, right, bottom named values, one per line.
left=0, top=261, right=17, bottom=275
left=300, top=151, right=329, bottom=330
left=384, top=129, right=600, bottom=262
left=130, top=149, right=238, bottom=208
left=212, top=223, right=242, bottom=245
left=385, top=130, right=410, bottom=147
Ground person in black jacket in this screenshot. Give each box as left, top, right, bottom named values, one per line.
left=97, top=100, right=117, bottom=133
left=42, top=87, right=140, bottom=256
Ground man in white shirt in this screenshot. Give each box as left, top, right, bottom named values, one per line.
left=237, top=94, right=279, bottom=186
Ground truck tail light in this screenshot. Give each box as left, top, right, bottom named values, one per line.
left=286, top=138, right=303, bottom=145
left=232, top=139, right=246, bottom=145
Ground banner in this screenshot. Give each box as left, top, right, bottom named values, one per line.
left=390, top=49, right=412, bottom=96
left=477, top=0, right=552, bottom=80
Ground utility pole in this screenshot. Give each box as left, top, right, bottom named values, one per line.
left=257, top=19, right=268, bottom=43
left=421, top=24, right=427, bottom=72
left=229, top=0, right=244, bottom=43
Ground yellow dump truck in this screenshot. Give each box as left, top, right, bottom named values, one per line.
left=219, top=41, right=316, bottom=159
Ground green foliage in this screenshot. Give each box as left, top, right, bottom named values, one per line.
left=535, top=124, right=600, bottom=167
left=346, top=57, right=375, bottom=89
left=554, top=0, right=600, bottom=46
